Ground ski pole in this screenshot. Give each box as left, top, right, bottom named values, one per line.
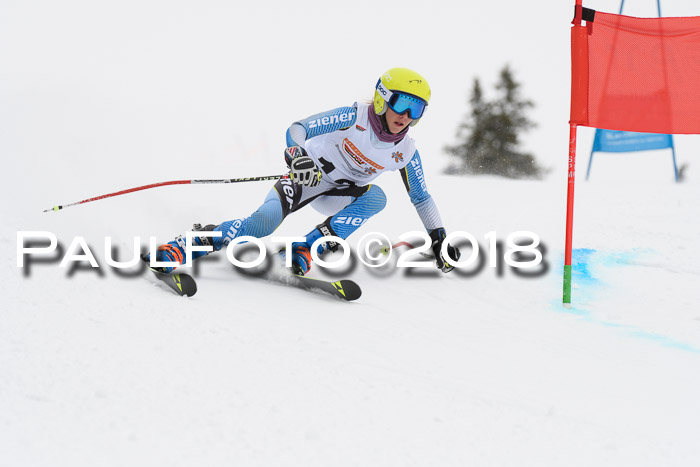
left=380, top=241, right=434, bottom=259
left=43, top=174, right=287, bottom=212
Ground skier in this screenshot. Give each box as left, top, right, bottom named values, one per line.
left=147, top=67, right=461, bottom=276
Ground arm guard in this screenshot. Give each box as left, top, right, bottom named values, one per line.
left=285, top=104, right=358, bottom=147
left=399, top=150, right=444, bottom=231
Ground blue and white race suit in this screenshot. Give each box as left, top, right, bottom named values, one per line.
left=211, top=102, right=443, bottom=249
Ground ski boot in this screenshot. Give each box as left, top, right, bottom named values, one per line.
left=278, top=223, right=340, bottom=276
left=142, top=224, right=219, bottom=273
left=279, top=243, right=313, bottom=276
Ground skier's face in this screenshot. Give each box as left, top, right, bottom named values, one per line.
left=385, top=107, right=413, bottom=134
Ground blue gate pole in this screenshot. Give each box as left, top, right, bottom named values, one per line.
left=670, top=138, right=679, bottom=181
left=585, top=133, right=596, bottom=181
left=656, top=0, right=679, bottom=181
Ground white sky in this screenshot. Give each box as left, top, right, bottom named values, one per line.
left=1, top=0, right=699, bottom=183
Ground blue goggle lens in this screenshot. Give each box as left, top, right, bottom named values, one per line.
left=388, top=92, right=427, bottom=119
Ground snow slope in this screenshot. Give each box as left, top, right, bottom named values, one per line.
left=2, top=0, right=700, bottom=465
left=2, top=164, right=700, bottom=466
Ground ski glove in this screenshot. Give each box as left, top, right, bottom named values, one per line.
left=429, top=228, right=461, bottom=273
left=284, top=145, right=306, bottom=167
left=285, top=146, right=321, bottom=187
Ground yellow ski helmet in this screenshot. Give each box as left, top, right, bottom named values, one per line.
left=373, top=67, right=431, bottom=126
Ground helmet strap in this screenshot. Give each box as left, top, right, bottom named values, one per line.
left=380, top=113, right=410, bottom=137
left=380, top=113, right=390, bottom=133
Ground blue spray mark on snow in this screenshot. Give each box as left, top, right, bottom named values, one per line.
left=571, top=248, right=599, bottom=286
left=625, top=329, right=700, bottom=353
left=553, top=248, right=700, bottom=354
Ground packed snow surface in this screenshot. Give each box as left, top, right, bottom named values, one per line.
left=3, top=168, right=699, bottom=466
left=2, top=0, right=700, bottom=465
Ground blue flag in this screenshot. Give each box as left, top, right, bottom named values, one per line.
left=592, top=130, right=673, bottom=153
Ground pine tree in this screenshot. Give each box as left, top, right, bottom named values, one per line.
left=445, top=65, right=547, bottom=179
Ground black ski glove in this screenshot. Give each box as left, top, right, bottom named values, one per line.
left=284, top=145, right=307, bottom=168
left=284, top=146, right=321, bottom=187
left=429, top=228, right=461, bottom=273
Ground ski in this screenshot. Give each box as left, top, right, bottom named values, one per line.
left=289, top=275, right=362, bottom=301
left=254, top=272, right=361, bottom=301
left=148, top=268, right=197, bottom=297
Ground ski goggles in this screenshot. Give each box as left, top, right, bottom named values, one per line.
left=377, top=80, right=427, bottom=119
